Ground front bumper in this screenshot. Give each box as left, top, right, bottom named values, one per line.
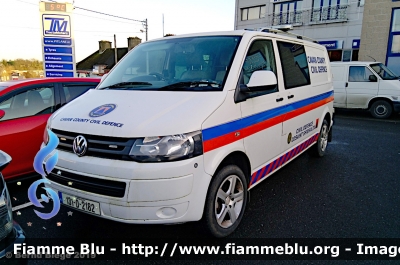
left=44, top=150, right=212, bottom=224
left=0, top=221, right=25, bottom=259
left=393, top=101, right=400, bottom=113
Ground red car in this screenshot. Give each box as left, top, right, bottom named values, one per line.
left=0, top=78, right=100, bottom=180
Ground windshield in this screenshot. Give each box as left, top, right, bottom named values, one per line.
left=370, top=63, right=399, bottom=80
left=98, top=36, right=241, bottom=91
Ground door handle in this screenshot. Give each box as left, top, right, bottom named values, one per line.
left=276, top=97, right=284, bottom=102
left=288, top=95, right=294, bottom=99
left=345, top=82, right=348, bottom=87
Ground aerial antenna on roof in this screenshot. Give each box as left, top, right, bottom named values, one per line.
left=367, top=55, right=376, bottom=62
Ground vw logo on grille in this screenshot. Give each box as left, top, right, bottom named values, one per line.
left=72, top=135, right=88, bottom=157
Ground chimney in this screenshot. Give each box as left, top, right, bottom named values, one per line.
left=98, top=40, right=112, bottom=54
left=127, top=37, right=141, bottom=51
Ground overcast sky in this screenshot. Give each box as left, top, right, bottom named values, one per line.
left=0, top=0, right=235, bottom=62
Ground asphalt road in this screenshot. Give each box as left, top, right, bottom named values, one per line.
left=5, top=109, right=400, bottom=264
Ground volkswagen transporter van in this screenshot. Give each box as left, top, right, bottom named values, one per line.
left=42, top=29, right=334, bottom=237
left=331, top=62, right=400, bottom=119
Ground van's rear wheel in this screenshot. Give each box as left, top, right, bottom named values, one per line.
left=309, top=119, right=329, bottom=157
left=370, top=100, right=392, bottom=119
left=204, top=165, right=247, bottom=238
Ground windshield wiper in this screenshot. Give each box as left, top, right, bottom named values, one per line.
left=101, top=82, right=152, bottom=90
left=159, top=81, right=221, bottom=91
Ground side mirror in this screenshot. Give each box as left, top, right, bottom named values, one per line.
left=241, top=70, right=277, bottom=92
left=0, top=109, right=5, bottom=120
left=369, top=75, right=378, bottom=82
left=0, top=150, right=12, bottom=172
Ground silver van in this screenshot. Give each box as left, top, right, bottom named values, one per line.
left=331, top=62, right=400, bottom=119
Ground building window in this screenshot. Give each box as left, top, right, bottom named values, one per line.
left=328, top=50, right=343, bottom=62
left=312, top=0, right=348, bottom=22
left=273, top=1, right=303, bottom=26
left=277, top=41, right=310, bottom=89
left=352, top=50, right=359, bottom=61
left=342, top=50, right=352, bottom=62
left=387, top=8, right=400, bottom=75
left=241, top=5, right=266, bottom=21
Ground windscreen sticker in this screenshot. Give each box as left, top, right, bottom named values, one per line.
left=307, top=56, right=327, bottom=74
left=288, top=120, right=317, bottom=143
left=59, top=117, right=124, bottom=128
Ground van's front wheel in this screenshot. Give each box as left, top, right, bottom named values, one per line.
left=370, top=100, right=392, bottom=119
left=204, top=165, right=247, bottom=238
left=309, top=119, right=329, bottom=157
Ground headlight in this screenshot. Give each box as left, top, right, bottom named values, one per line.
left=129, top=131, right=203, bottom=162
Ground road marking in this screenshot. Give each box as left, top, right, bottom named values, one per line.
left=12, top=199, right=43, bottom=212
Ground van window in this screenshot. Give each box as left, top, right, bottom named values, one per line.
left=277, top=41, right=310, bottom=89
left=239, top=39, right=278, bottom=97
left=348, top=66, right=375, bottom=82
left=241, top=39, right=277, bottom=84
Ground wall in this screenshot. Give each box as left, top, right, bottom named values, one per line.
left=359, top=0, right=400, bottom=63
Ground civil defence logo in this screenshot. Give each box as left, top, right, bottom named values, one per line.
left=89, top=104, right=117, bottom=117
left=28, top=129, right=60, bottom=220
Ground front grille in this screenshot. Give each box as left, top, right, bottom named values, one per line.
left=47, top=170, right=126, bottom=198
left=52, top=129, right=136, bottom=161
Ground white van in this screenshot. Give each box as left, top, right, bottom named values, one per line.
left=43, top=29, right=334, bottom=237
left=331, top=62, right=400, bottom=119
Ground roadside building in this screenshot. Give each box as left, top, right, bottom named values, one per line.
left=76, top=37, right=141, bottom=77
left=235, top=0, right=366, bottom=62
left=234, top=0, right=400, bottom=75
left=359, top=0, right=400, bottom=75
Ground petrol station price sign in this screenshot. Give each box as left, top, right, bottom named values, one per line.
left=40, top=2, right=76, bottom=77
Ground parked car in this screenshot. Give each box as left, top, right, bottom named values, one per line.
left=331, top=62, right=400, bottom=119
left=0, top=78, right=100, bottom=180
left=44, top=29, right=334, bottom=237
left=0, top=150, right=25, bottom=258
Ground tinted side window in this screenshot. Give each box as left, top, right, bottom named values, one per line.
left=277, top=41, right=311, bottom=89
left=63, top=83, right=97, bottom=103
left=0, top=84, right=55, bottom=121
left=348, top=66, right=374, bottom=82
left=241, top=39, right=277, bottom=86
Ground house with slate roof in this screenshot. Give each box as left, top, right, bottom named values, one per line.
left=76, top=37, right=141, bottom=77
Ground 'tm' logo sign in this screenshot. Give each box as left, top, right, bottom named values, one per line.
left=42, top=14, right=71, bottom=38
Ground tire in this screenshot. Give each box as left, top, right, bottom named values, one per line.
left=309, top=119, right=329, bottom=157
left=203, top=165, right=248, bottom=238
left=370, top=100, right=392, bottom=119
